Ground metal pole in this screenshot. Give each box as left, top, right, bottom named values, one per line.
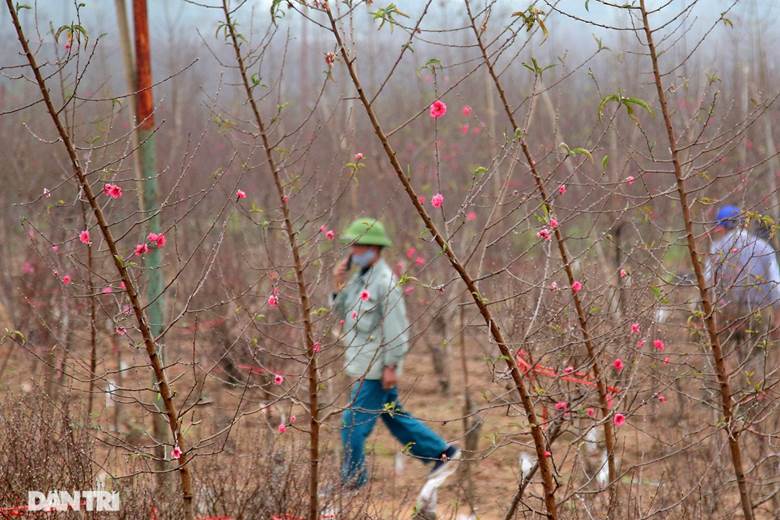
left=132, top=0, right=169, bottom=485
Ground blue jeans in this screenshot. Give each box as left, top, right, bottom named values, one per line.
left=341, top=379, right=448, bottom=487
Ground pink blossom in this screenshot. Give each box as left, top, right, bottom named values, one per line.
left=571, top=280, right=583, bottom=294
left=102, top=286, right=113, bottom=294
left=431, top=193, right=444, bottom=208
left=147, top=232, right=166, bottom=248
left=312, top=342, right=321, bottom=353
left=460, top=124, right=470, bottom=135
left=461, top=105, right=472, bottom=117
left=353, top=152, right=364, bottom=161
left=558, top=184, right=567, bottom=195
left=22, top=261, right=34, bottom=275
left=537, top=228, right=552, bottom=241
left=61, top=275, right=72, bottom=285
left=613, top=358, right=624, bottom=373
left=555, top=401, right=568, bottom=411
left=43, top=188, right=51, bottom=198
left=563, top=366, right=574, bottom=375
left=79, top=230, right=91, bottom=245
left=278, top=423, right=287, bottom=433
left=543, top=450, right=552, bottom=458
left=663, top=356, right=670, bottom=365
left=403, top=286, right=415, bottom=295
left=135, top=243, right=149, bottom=256
left=586, top=407, right=596, bottom=418
left=406, top=247, right=417, bottom=259
left=415, top=256, right=425, bottom=266
left=339, top=319, right=345, bottom=326
left=51, top=244, right=59, bottom=253
left=171, top=446, right=182, bottom=460
left=657, top=394, right=667, bottom=403
left=417, top=195, right=426, bottom=205
left=103, top=183, right=123, bottom=199
left=636, top=339, right=646, bottom=349
left=119, top=281, right=126, bottom=290
left=325, top=230, right=335, bottom=240
left=236, top=189, right=247, bottom=200
left=325, top=52, right=336, bottom=66
left=625, top=176, right=636, bottom=186
left=549, top=281, right=559, bottom=291
left=319, top=225, right=327, bottom=233
left=350, top=311, right=358, bottom=320
left=359, top=290, right=370, bottom=301
left=290, top=415, right=297, bottom=424
left=268, top=294, right=279, bottom=307
left=282, top=195, right=289, bottom=204
left=115, top=326, right=127, bottom=336
left=613, top=413, right=626, bottom=427
left=274, top=374, right=284, bottom=385
left=429, top=100, right=447, bottom=119
left=653, top=339, right=665, bottom=352
left=630, top=322, right=640, bottom=335
left=466, top=211, right=477, bottom=221
left=619, top=269, right=627, bottom=278
left=549, top=217, right=559, bottom=229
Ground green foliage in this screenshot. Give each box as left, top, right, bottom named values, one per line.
left=55, top=23, right=89, bottom=44
left=512, top=6, right=549, bottom=41
left=2, top=328, right=26, bottom=345
left=472, top=165, right=488, bottom=177
left=559, top=142, right=593, bottom=162
left=598, top=92, right=654, bottom=124
left=420, top=58, right=442, bottom=75
left=270, top=0, right=286, bottom=25
left=522, top=57, right=555, bottom=78
left=369, top=4, right=409, bottom=31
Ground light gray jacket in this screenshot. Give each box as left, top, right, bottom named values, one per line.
left=331, top=259, right=409, bottom=380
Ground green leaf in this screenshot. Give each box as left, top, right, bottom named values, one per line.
left=570, top=147, right=593, bottom=161
left=472, top=165, right=488, bottom=176
left=601, top=154, right=609, bottom=171
left=369, top=4, right=409, bottom=31
left=623, top=96, right=653, bottom=116
left=598, top=93, right=621, bottom=119
left=270, top=0, right=285, bottom=24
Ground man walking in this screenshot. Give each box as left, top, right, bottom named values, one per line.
left=705, top=205, right=780, bottom=342
left=330, top=217, right=460, bottom=491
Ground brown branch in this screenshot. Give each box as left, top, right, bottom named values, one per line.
left=638, top=2, right=754, bottom=519
left=324, top=6, right=559, bottom=519
left=462, top=0, right=619, bottom=514
left=220, top=3, right=321, bottom=518
left=4, top=2, right=195, bottom=518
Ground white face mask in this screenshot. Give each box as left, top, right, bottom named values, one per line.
left=351, top=250, right=377, bottom=268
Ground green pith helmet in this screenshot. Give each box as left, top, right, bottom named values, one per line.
left=340, top=218, right=392, bottom=247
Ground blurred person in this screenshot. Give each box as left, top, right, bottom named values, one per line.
left=330, top=218, right=460, bottom=492
left=705, top=205, right=780, bottom=345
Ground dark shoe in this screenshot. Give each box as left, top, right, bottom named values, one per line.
left=428, top=444, right=461, bottom=481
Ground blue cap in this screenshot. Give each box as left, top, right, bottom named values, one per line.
left=716, top=205, right=741, bottom=229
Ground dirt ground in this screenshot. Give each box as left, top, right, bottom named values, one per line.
left=1, top=321, right=778, bottom=519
